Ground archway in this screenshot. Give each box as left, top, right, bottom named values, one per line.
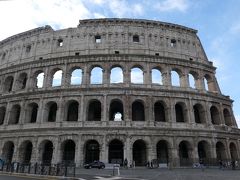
left=19, top=141, right=32, bottom=163
left=108, top=139, right=124, bottom=165
left=216, top=142, right=227, bottom=160
left=229, top=143, right=238, bottom=160
left=109, top=100, right=124, bottom=121
left=154, top=101, right=166, bottom=122
left=62, top=140, right=75, bottom=164
left=133, top=140, right=147, bottom=166
left=194, top=104, right=205, bottom=124
left=67, top=101, right=79, bottom=121
left=87, top=100, right=101, bottom=121
left=132, top=101, right=145, bottom=121
left=84, top=140, right=100, bottom=164
left=179, top=141, right=192, bottom=166
left=41, top=140, right=53, bottom=164
left=2, top=141, right=14, bottom=163
left=210, top=106, right=220, bottom=125
left=156, top=140, right=169, bottom=163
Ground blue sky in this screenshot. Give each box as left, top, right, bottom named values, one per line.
left=0, top=0, right=240, bottom=125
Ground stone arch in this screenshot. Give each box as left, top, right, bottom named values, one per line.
left=156, top=140, right=169, bottom=163
left=0, top=106, right=6, bottom=125
left=178, top=140, right=193, bottom=166
left=19, top=140, right=33, bottom=163
left=108, top=139, right=124, bottom=165
left=223, top=108, right=232, bottom=126
left=34, top=70, right=44, bottom=89
left=175, top=102, right=187, bottom=123
left=16, top=72, right=28, bottom=90
left=154, top=101, right=166, bottom=122
left=229, top=142, right=238, bottom=160
left=151, top=67, right=163, bottom=85
left=66, top=100, right=79, bottom=121
left=171, top=68, right=182, bottom=87
left=45, top=101, right=58, bottom=122
left=84, top=140, right=100, bottom=163
left=204, top=74, right=217, bottom=92
left=110, top=66, right=123, bottom=83
left=193, top=103, right=205, bottom=124
left=51, top=68, right=63, bottom=87
left=131, top=66, right=144, bottom=84
left=25, top=102, right=38, bottom=123
left=9, top=104, right=21, bottom=124
left=70, top=67, right=82, bottom=85
left=210, top=105, right=221, bottom=125
left=87, top=99, right=101, bottom=121
left=197, top=140, right=211, bottom=161
left=61, top=139, right=76, bottom=164
left=216, top=141, right=227, bottom=160
left=2, top=141, right=14, bottom=163
left=109, top=99, right=124, bottom=121
left=39, top=140, right=54, bottom=165
left=3, top=76, right=14, bottom=92
left=90, top=66, right=103, bottom=84
left=132, top=139, right=147, bottom=166
left=132, top=100, right=145, bottom=121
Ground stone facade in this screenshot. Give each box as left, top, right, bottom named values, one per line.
left=0, top=18, right=239, bottom=167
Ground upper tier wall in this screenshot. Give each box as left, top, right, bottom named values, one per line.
left=0, top=18, right=210, bottom=69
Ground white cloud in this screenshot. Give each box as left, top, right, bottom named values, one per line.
left=94, top=12, right=106, bottom=19
left=108, top=0, right=144, bottom=17
left=155, top=0, right=189, bottom=12
left=0, top=0, right=91, bottom=41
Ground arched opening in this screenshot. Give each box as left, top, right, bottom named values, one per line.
left=87, top=100, right=101, bottom=121
left=210, top=106, right=220, bottom=125
left=4, top=76, right=14, bottom=92
left=52, top=69, right=62, bottom=87
left=16, top=73, right=28, bottom=90
left=47, top=102, right=57, bottom=122
left=157, top=140, right=169, bottom=164
left=131, top=67, right=144, bottom=84
left=62, top=140, right=75, bottom=164
left=198, top=141, right=210, bottom=162
left=90, top=67, right=103, bottom=84
left=9, top=104, right=21, bottom=124
left=67, top=101, right=79, bottom=121
left=132, top=101, right=145, bottom=121
left=204, top=74, right=217, bottom=92
left=109, top=100, right=124, bottom=121
left=179, top=141, right=192, bottom=166
left=171, top=70, right=180, bottom=87
left=203, top=77, right=209, bottom=91
left=84, top=140, right=100, bottom=163
left=36, top=72, right=44, bottom=88
left=216, top=142, right=227, bottom=160
left=108, top=139, right=124, bottom=165
left=229, top=143, right=238, bottom=160
left=188, top=73, right=195, bottom=88
left=223, top=108, right=232, bottom=126
left=71, top=68, right=82, bottom=85
left=110, top=67, right=123, bottom=83
left=133, top=140, right=147, bottom=166
left=154, top=101, right=166, bottom=122
left=152, top=68, right=162, bottom=85
left=26, top=103, right=38, bottom=123
left=41, top=140, right=53, bottom=165
left=19, top=141, right=32, bottom=163
left=0, top=106, right=6, bottom=125
left=175, top=103, right=186, bottom=123
left=193, top=104, right=205, bottom=124
left=2, top=141, right=14, bottom=163
left=133, top=35, right=140, bottom=43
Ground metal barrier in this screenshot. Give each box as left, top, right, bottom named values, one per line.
left=0, top=162, right=75, bottom=177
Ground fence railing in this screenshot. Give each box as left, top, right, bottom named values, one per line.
left=0, top=162, right=75, bottom=177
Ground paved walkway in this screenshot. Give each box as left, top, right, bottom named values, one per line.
left=75, top=167, right=240, bottom=180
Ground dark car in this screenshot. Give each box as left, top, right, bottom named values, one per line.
left=84, top=161, right=105, bottom=169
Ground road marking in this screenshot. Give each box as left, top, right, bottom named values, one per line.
left=0, top=173, right=58, bottom=180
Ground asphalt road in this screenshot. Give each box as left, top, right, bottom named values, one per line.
left=0, top=174, right=46, bottom=180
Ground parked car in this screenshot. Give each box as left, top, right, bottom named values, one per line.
left=84, top=161, right=105, bottom=169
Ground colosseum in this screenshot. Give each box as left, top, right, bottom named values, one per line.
left=0, top=18, right=239, bottom=168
